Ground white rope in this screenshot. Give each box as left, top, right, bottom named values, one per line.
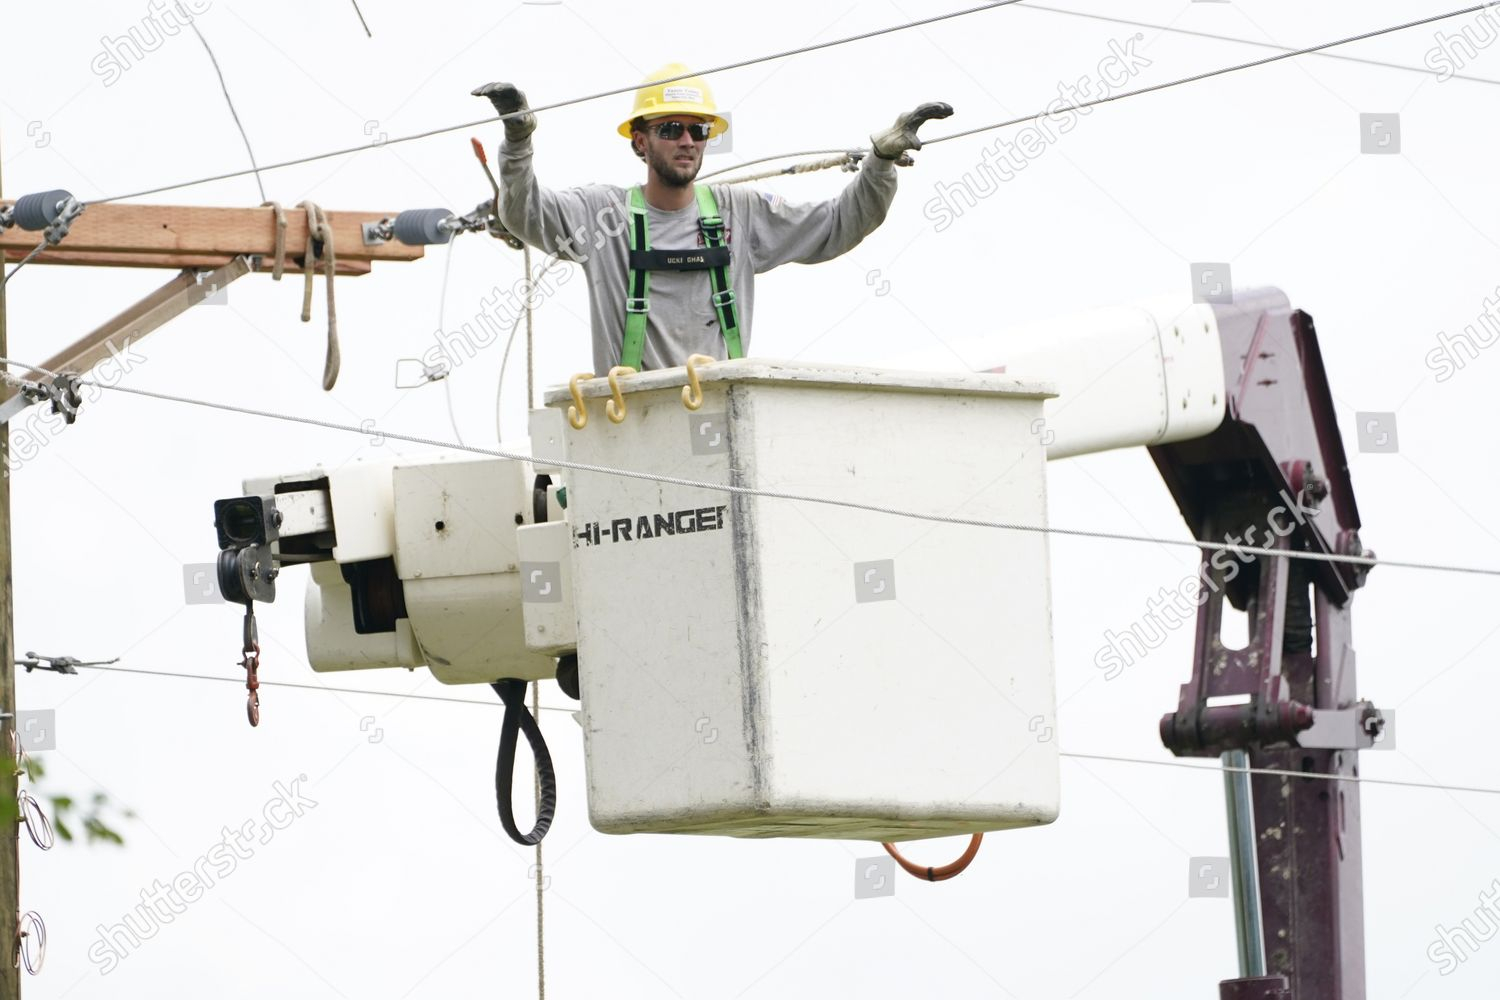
left=716, top=153, right=860, bottom=186
left=525, top=250, right=545, bottom=1000
left=496, top=254, right=565, bottom=443
left=437, top=234, right=466, bottom=446
left=698, top=149, right=860, bottom=182
left=525, top=245, right=536, bottom=411
left=532, top=679, right=546, bottom=1000
left=295, top=200, right=340, bottom=390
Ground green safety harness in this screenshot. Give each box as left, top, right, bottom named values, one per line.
left=621, top=184, right=744, bottom=370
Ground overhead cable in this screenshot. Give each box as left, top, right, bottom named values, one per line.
left=90, top=4, right=1491, bottom=204
left=1062, top=750, right=1500, bottom=798
left=53, top=663, right=1500, bottom=798
left=93, top=1, right=1028, bottom=204
left=1017, top=3, right=1500, bottom=88
left=922, top=4, right=1496, bottom=146
left=29, top=370, right=1498, bottom=581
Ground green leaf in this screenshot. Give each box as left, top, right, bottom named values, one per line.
left=84, top=817, right=124, bottom=845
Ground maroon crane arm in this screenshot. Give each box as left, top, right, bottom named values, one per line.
left=1148, top=287, right=1381, bottom=1000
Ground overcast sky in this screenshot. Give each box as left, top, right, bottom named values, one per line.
left=3, top=1, right=1499, bottom=997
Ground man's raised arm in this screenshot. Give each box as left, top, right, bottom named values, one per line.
left=739, top=102, right=953, bottom=272
left=473, top=81, right=599, bottom=262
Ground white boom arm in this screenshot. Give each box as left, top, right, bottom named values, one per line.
left=981, top=296, right=1227, bottom=459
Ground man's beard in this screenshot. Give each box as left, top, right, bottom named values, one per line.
left=647, top=143, right=701, bottom=188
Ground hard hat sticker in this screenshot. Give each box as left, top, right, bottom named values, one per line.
left=662, top=86, right=703, bottom=104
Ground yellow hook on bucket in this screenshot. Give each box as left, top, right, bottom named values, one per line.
left=567, top=372, right=595, bottom=429
left=681, top=354, right=716, bottom=411
left=606, top=366, right=636, bottom=424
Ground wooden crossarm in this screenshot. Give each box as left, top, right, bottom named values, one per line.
left=0, top=202, right=427, bottom=265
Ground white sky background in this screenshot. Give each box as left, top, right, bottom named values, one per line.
left=3, top=0, right=1499, bottom=996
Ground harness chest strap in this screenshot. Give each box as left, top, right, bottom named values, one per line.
left=621, top=185, right=744, bottom=371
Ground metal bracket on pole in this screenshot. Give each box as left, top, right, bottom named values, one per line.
left=0, top=391, right=34, bottom=427
left=1296, top=704, right=1387, bottom=750
left=0, top=254, right=255, bottom=431
left=25, top=255, right=252, bottom=382
left=0, top=373, right=81, bottom=427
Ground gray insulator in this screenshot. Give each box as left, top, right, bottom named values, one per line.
left=13, top=190, right=74, bottom=231
left=392, top=208, right=454, bottom=246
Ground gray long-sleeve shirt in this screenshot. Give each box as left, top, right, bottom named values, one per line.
left=498, top=137, right=898, bottom=372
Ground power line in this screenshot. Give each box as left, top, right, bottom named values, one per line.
left=349, top=0, right=373, bottom=38
left=92, top=0, right=1028, bottom=205
left=923, top=4, right=1497, bottom=146
left=707, top=3, right=1496, bottom=182
left=52, top=665, right=1500, bottom=798
left=1, top=240, right=50, bottom=288
left=90, top=3, right=1492, bottom=206
left=1063, top=751, right=1500, bottom=798
left=60, top=374, right=1500, bottom=580
left=66, top=661, right=577, bottom=713
left=1017, top=2, right=1500, bottom=88
left=0, top=355, right=1488, bottom=578
left=188, top=19, right=267, bottom=203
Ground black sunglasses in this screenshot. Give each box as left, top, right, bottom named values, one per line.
left=649, top=120, right=713, bottom=142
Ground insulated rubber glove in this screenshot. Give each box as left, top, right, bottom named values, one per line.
left=472, top=82, right=537, bottom=143
left=870, top=101, right=954, bottom=160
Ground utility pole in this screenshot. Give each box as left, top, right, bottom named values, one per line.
left=0, top=124, right=22, bottom=1000
left=0, top=166, right=449, bottom=995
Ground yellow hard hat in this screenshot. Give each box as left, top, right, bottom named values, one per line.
left=617, top=63, right=729, bottom=139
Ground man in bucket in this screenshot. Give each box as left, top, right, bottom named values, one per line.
left=473, top=65, right=951, bottom=372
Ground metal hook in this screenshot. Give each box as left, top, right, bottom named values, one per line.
left=605, top=366, right=636, bottom=424
left=567, top=372, right=595, bottom=430
left=681, top=354, right=715, bottom=411
left=242, top=641, right=261, bottom=728
left=394, top=358, right=449, bottom=389
left=240, top=605, right=261, bottom=728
